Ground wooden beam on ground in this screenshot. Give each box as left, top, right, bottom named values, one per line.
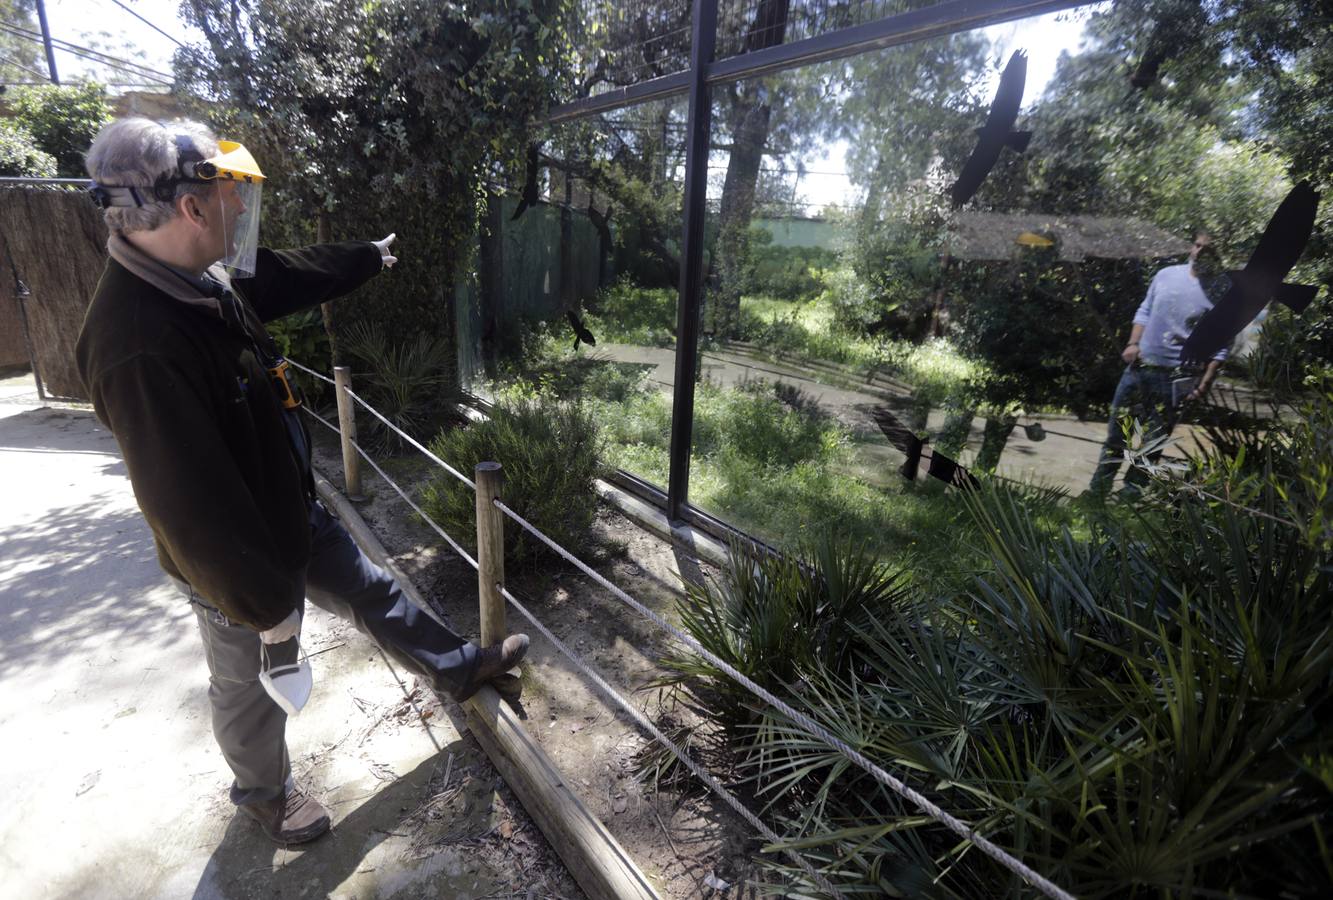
left=465, top=689, right=660, bottom=900
left=313, top=469, right=662, bottom=900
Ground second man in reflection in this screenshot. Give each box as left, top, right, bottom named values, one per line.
left=1088, top=233, right=1227, bottom=498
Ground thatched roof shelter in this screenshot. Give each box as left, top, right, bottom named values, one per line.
left=947, top=212, right=1190, bottom=262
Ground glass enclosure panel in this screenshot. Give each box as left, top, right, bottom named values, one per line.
left=462, top=98, right=689, bottom=493
left=570, top=0, right=694, bottom=92
left=687, top=1, right=1316, bottom=567
left=715, top=0, right=951, bottom=61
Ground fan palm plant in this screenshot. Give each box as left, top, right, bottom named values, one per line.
left=341, top=322, right=454, bottom=451
left=665, top=458, right=1332, bottom=897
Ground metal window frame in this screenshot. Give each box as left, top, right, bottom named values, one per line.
left=547, top=0, right=1089, bottom=522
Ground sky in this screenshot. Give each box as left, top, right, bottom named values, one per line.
left=790, top=4, right=1107, bottom=212
left=33, top=0, right=199, bottom=86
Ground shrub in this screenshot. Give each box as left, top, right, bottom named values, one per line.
left=0, top=120, right=56, bottom=178
left=666, top=445, right=1333, bottom=897
left=742, top=243, right=839, bottom=301
left=268, top=309, right=332, bottom=404
left=421, top=396, right=600, bottom=567
left=8, top=83, right=112, bottom=177
left=719, top=380, right=840, bottom=468
left=663, top=535, right=914, bottom=729
left=342, top=323, right=454, bottom=450
left=585, top=277, right=678, bottom=347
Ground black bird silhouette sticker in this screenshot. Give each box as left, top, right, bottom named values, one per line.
left=926, top=451, right=980, bottom=491
left=511, top=144, right=542, bottom=221
left=566, top=310, right=597, bottom=351
left=950, top=50, right=1032, bottom=208
left=1180, top=182, right=1321, bottom=364
left=587, top=201, right=612, bottom=249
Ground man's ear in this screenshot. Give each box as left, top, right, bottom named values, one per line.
left=178, top=193, right=207, bottom=227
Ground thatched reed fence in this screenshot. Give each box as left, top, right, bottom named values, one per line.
left=0, top=183, right=108, bottom=399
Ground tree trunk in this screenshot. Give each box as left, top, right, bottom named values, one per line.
left=707, top=0, right=790, bottom=338
left=711, top=93, right=771, bottom=336
left=560, top=175, right=574, bottom=310
left=975, top=416, right=1016, bottom=473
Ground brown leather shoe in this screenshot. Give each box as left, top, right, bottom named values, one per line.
left=240, top=784, right=331, bottom=845
left=456, top=634, right=529, bottom=702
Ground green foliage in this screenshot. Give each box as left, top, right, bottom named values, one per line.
left=177, top=0, right=574, bottom=349
left=596, top=377, right=843, bottom=474
left=421, top=395, right=600, bottom=568
left=584, top=277, right=678, bottom=347
left=1248, top=296, right=1333, bottom=399
left=846, top=212, right=948, bottom=341
left=664, top=537, right=913, bottom=728
left=739, top=233, right=839, bottom=302
left=0, top=1, right=43, bottom=85
left=0, top=119, right=56, bottom=177
left=669, top=458, right=1332, bottom=896
left=267, top=309, right=333, bottom=402
left=8, top=83, right=113, bottom=177
left=341, top=322, right=454, bottom=451
left=954, top=248, right=1154, bottom=418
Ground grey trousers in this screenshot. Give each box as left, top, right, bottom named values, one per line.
left=186, top=501, right=479, bottom=806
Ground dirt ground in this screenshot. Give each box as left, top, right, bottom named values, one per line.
left=310, top=430, right=769, bottom=898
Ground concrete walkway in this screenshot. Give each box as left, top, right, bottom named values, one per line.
left=0, top=376, right=518, bottom=899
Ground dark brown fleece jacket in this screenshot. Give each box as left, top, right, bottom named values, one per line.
left=76, top=240, right=383, bottom=630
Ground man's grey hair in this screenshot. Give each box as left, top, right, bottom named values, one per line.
left=85, top=118, right=221, bottom=234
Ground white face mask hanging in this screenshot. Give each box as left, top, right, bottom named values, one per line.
left=259, top=641, right=313, bottom=716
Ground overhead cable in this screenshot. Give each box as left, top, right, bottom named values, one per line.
left=0, top=22, right=173, bottom=83
left=103, top=0, right=188, bottom=49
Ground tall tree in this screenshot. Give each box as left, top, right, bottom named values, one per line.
left=175, top=0, right=571, bottom=352
left=0, top=1, right=46, bottom=85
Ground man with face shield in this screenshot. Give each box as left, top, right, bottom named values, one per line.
left=75, top=118, right=529, bottom=846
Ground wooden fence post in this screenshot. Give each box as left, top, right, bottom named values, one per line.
left=333, top=366, right=363, bottom=500
left=475, top=461, right=506, bottom=647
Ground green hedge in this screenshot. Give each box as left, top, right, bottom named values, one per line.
left=421, top=395, right=600, bottom=568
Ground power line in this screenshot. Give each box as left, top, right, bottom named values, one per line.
left=102, top=0, right=187, bottom=50
left=0, top=21, right=170, bottom=81
left=0, top=21, right=174, bottom=83
left=0, top=51, right=52, bottom=81
left=0, top=28, right=172, bottom=86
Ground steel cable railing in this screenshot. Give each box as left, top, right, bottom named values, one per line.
left=291, top=358, right=1076, bottom=900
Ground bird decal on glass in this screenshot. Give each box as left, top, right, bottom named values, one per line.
left=511, top=144, right=542, bottom=221
left=950, top=50, right=1032, bottom=208
left=1181, top=181, right=1321, bottom=364
left=566, top=310, right=597, bottom=351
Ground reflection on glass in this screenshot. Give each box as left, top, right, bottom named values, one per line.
left=685, top=2, right=1313, bottom=565
left=461, top=99, right=688, bottom=495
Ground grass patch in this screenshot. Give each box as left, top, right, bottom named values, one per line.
left=584, top=277, right=678, bottom=348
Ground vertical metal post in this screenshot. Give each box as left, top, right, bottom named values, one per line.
left=14, top=281, right=46, bottom=404
left=666, top=0, right=719, bottom=521
left=333, top=366, right=363, bottom=500
left=474, top=462, right=506, bottom=648
left=35, top=0, right=59, bottom=85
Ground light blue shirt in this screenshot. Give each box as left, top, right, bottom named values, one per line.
left=1133, top=263, right=1229, bottom=367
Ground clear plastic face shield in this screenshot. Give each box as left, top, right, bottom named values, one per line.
left=86, top=133, right=265, bottom=276
left=199, top=141, right=264, bottom=277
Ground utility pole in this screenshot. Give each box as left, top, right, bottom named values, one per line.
left=35, top=0, right=60, bottom=84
